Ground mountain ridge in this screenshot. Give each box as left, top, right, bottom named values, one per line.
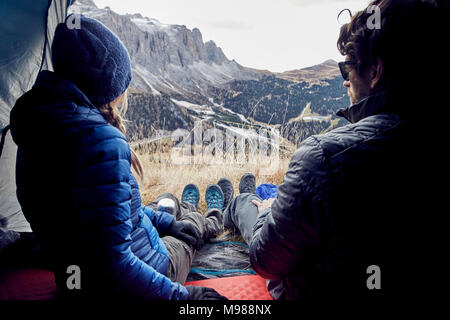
left=71, top=0, right=350, bottom=146
left=73, top=0, right=340, bottom=90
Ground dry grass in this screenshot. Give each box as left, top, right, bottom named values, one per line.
left=136, top=149, right=292, bottom=214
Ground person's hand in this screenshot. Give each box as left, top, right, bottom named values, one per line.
left=252, top=198, right=276, bottom=213
left=167, top=220, right=203, bottom=249
left=185, top=285, right=228, bottom=300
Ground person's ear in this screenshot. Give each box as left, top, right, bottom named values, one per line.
left=370, top=58, right=384, bottom=89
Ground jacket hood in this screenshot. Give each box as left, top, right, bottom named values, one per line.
left=10, top=70, right=106, bottom=147
left=336, top=90, right=396, bottom=124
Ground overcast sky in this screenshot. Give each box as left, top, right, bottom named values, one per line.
left=94, top=0, right=370, bottom=72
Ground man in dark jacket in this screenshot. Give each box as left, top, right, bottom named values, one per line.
left=224, top=0, right=449, bottom=302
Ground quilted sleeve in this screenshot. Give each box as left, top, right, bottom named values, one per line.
left=142, top=206, right=175, bottom=233
left=74, top=125, right=188, bottom=300
left=249, top=136, right=329, bottom=279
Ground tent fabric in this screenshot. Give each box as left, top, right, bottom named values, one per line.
left=0, top=128, right=31, bottom=232
left=1, top=0, right=48, bottom=128
left=0, top=0, right=73, bottom=234
left=0, top=226, right=20, bottom=251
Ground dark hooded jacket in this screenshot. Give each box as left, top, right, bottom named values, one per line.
left=250, top=90, right=449, bottom=302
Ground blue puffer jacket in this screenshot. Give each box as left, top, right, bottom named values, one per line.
left=10, top=70, right=189, bottom=300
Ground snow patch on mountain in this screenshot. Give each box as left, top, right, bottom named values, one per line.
left=130, top=16, right=176, bottom=38
left=71, top=0, right=263, bottom=102
left=172, top=99, right=215, bottom=116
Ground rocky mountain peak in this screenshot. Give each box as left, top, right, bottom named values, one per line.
left=323, top=59, right=338, bottom=66
left=68, top=0, right=348, bottom=148
left=70, top=0, right=261, bottom=98
left=275, top=60, right=341, bottom=84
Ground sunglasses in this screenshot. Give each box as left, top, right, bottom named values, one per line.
left=338, top=61, right=355, bottom=81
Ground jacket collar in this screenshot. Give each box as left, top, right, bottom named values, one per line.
left=33, top=70, right=96, bottom=109
left=336, top=90, right=394, bottom=123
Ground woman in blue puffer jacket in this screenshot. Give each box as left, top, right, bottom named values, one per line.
left=9, top=15, right=225, bottom=300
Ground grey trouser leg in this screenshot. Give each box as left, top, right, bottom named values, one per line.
left=223, top=193, right=262, bottom=245
left=147, top=192, right=223, bottom=284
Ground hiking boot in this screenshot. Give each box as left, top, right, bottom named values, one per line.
left=239, top=173, right=256, bottom=194
left=205, top=184, right=225, bottom=212
left=181, top=183, right=200, bottom=210
left=217, top=178, right=234, bottom=211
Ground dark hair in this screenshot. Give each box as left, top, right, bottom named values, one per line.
left=337, top=0, right=449, bottom=105
left=337, top=0, right=389, bottom=72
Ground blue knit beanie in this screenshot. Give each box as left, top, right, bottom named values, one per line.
left=51, top=14, right=132, bottom=106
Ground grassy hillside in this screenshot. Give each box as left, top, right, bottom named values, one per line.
left=134, top=143, right=291, bottom=214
